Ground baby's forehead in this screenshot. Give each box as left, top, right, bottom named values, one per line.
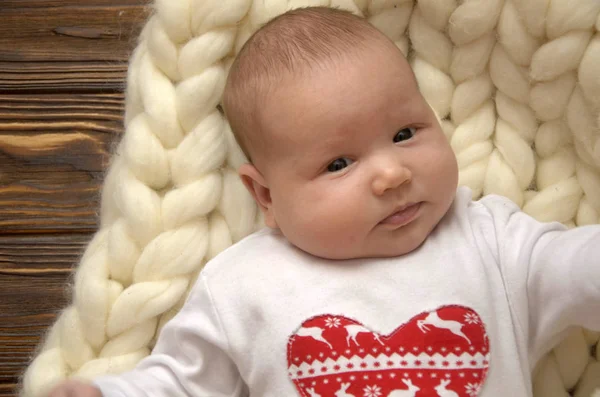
left=265, top=47, right=415, bottom=101
left=224, top=7, right=416, bottom=162
left=263, top=53, right=420, bottom=127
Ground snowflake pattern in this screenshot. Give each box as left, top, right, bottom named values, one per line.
left=363, top=385, right=382, bottom=397
left=325, top=317, right=341, bottom=328
left=465, top=382, right=482, bottom=396
left=464, top=313, right=480, bottom=325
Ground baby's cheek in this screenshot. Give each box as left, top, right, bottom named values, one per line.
left=300, top=204, right=345, bottom=234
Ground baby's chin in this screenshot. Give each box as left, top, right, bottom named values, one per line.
left=294, top=237, right=428, bottom=261
left=362, top=238, right=428, bottom=260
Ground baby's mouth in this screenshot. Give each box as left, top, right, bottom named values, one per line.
left=380, top=202, right=422, bottom=227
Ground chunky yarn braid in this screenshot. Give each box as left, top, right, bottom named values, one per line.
left=21, top=1, right=600, bottom=396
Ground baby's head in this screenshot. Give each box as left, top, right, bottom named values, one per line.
left=223, top=7, right=458, bottom=260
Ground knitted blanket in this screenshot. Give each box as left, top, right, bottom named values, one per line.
left=21, top=1, right=600, bottom=396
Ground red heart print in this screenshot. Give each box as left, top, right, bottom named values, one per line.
left=287, top=305, right=489, bottom=397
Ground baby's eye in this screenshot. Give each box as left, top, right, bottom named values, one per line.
left=394, top=127, right=416, bottom=143
left=327, top=157, right=354, bottom=172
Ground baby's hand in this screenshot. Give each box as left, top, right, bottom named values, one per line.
left=46, top=380, right=103, bottom=397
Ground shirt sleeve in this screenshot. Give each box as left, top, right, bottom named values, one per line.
left=93, top=273, right=247, bottom=397
left=479, top=195, right=600, bottom=363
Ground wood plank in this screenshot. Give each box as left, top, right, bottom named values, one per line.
left=2, top=0, right=147, bottom=8
left=0, top=234, right=86, bottom=395
left=0, top=233, right=89, bottom=274
left=0, top=94, right=123, bottom=233
left=0, top=384, right=18, bottom=397
left=0, top=3, right=150, bottom=63
left=0, top=283, right=71, bottom=394
left=0, top=2, right=149, bottom=94
left=0, top=2, right=144, bottom=395
left=0, top=61, right=128, bottom=93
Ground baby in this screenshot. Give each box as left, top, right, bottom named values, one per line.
left=47, top=6, right=599, bottom=397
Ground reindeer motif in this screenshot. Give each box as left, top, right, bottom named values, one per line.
left=387, top=379, right=420, bottom=396
left=334, top=383, right=355, bottom=397
left=296, top=326, right=333, bottom=349
left=305, top=387, right=321, bottom=397
left=433, top=379, right=459, bottom=397
left=416, top=311, right=471, bottom=344
left=345, top=324, right=384, bottom=347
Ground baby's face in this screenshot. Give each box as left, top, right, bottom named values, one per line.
left=244, top=44, right=458, bottom=259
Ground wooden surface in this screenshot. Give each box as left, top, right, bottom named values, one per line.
left=0, top=1, right=150, bottom=396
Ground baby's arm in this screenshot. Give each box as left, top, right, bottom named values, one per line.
left=525, top=223, right=599, bottom=331
left=50, top=274, right=245, bottom=397
left=485, top=196, right=600, bottom=360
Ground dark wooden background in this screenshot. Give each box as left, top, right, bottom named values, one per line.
left=0, top=1, right=150, bottom=396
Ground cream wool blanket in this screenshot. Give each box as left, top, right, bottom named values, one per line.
left=21, top=0, right=600, bottom=396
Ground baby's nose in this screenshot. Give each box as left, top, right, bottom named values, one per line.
left=371, top=163, right=412, bottom=195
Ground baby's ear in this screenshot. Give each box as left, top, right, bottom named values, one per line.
left=238, top=163, right=278, bottom=229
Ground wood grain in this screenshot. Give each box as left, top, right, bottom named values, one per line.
left=0, top=234, right=89, bottom=396
left=0, top=1, right=150, bottom=94
left=0, top=94, right=123, bottom=233
left=0, top=2, right=146, bottom=395
left=0, top=3, right=149, bottom=63
left=2, top=1, right=147, bottom=7
left=0, top=61, right=128, bottom=93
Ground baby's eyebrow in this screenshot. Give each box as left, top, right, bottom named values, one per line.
left=316, top=133, right=354, bottom=155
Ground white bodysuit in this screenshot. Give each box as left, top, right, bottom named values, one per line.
left=94, top=187, right=600, bottom=397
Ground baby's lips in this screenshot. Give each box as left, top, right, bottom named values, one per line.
left=380, top=202, right=421, bottom=227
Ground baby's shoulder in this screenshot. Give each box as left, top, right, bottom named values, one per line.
left=453, top=186, right=522, bottom=224
left=201, top=227, right=294, bottom=278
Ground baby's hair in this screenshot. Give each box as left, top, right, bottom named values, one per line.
left=223, top=7, right=393, bottom=162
